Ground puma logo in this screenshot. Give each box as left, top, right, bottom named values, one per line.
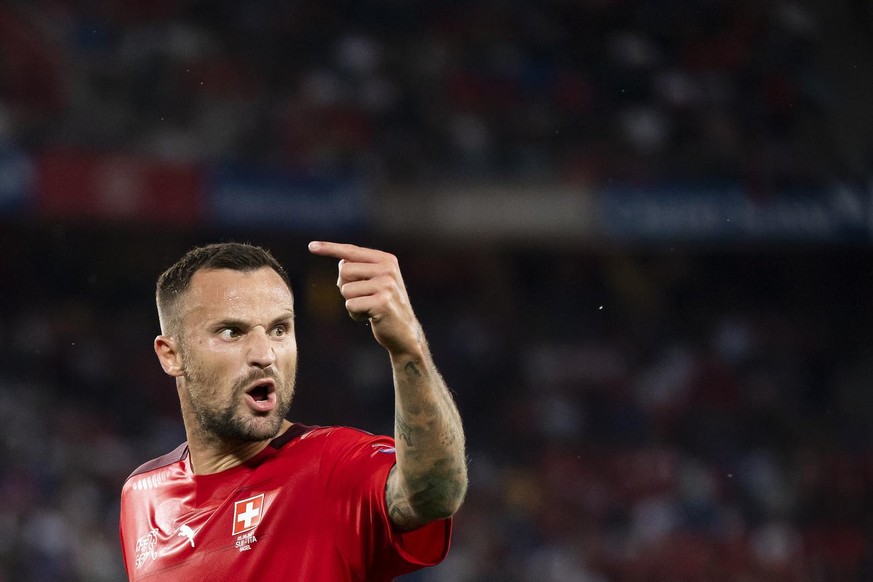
left=178, top=524, right=196, bottom=548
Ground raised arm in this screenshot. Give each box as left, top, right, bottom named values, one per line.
left=308, top=241, right=468, bottom=530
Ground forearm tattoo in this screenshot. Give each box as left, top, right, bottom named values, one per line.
left=404, top=360, right=423, bottom=378
left=388, top=355, right=468, bottom=531
left=394, top=412, right=415, bottom=447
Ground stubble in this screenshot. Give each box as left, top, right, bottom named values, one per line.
left=181, top=352, right=295, bottom=443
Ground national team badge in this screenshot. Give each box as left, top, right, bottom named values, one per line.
left=232, top=493, right=265, bottom=536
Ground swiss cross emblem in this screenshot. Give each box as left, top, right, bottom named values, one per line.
left=232, top=494, right=265, bottom=535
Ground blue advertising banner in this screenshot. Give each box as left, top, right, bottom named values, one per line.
left=598, top=184, right=870, bottom=243
left=0, top=144, right=33, bottom=213
left=209, top=164, right=368, bottom=233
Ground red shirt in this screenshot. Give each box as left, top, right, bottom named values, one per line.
left=119, top=424, right=452, bottom=581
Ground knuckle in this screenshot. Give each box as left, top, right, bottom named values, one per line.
left=379, top=288, right=395, bottom=304
left=376, top=278, right=396, bottom=297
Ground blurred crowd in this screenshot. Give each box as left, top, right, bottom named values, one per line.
left=2, top=0, right=873, bottom=581
left=0, top=228, right=872, bottom=581
left=0, top=0, right=839, bottom=188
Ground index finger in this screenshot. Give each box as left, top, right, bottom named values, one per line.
left=308, top=241, right=385, bottom=263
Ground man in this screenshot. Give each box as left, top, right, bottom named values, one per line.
left=119, top=241, right=467, bottom=580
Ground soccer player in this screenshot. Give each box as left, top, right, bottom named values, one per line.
left=119, top=241, right=467, bottom=580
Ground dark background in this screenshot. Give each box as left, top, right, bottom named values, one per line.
left=1, top=1, right=873, bottom=580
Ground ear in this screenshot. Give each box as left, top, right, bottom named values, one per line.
left=155, top=335, right=184, bottom=377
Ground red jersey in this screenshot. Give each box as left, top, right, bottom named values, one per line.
left=119, top=424, right=452, bottom=581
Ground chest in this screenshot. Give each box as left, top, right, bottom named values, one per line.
left=125, top=463, right=332, bottom=580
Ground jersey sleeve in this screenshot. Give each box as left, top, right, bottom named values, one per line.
left=118, top=495, right=131, bottom=577
left=320, top=429, right=452, bottom=578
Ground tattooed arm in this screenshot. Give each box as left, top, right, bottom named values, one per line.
left=308, top=241, right=468, bottom=530
left=384, top=332, right=467, bottom=530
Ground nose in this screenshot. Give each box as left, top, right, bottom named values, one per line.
left=247, top=328, right=276, bottom=369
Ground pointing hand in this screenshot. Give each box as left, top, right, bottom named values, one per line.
left=308, top=241, right=422, bottom=356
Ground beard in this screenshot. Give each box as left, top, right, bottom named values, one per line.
left=181, top=358, right=296, bottom=443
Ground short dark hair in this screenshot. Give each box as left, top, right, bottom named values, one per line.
left=156, top=242, right=291, bottom=335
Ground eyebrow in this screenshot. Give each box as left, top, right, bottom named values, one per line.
left=212, top=311, right=295, bottom=330
left=271, top=312, right=296, bottom=326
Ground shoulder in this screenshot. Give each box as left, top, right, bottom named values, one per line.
left=123, top=442, right=188, bottom=483
left=309, top=425, right=393, bottom=449
left=272, top=424, right=391, bottom=447
left=272, top=424, right=395, bottom=460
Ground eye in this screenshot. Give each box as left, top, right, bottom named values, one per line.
left=271, top=324, right=288, bottom=337
left=219, top=327, right=242, bottom=340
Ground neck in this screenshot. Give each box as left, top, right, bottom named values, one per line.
left=186, top=419, right=292, bottom=475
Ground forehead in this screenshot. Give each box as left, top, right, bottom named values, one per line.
left=180, top=267, right=294, bottom=323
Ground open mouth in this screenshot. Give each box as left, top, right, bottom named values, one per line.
left=244, top=379, right=277, bottom=412
left=248, top=383, right=271, bottom=402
